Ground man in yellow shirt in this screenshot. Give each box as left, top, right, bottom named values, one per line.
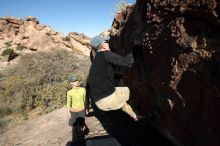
left=66, top=76, right=87, bottom=142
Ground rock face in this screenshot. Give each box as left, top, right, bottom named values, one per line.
left=0, top=16, right=91, bottom=56
left=68, top=32, right=91, bottom=56
left=110, top=0, right=220, bottom=145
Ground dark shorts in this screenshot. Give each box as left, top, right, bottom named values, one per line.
left=69, top=110, right=85, bottom=126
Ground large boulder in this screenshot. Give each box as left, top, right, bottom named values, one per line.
left=68, top=32, right=91, bottom=46
left=68, top=32, right=91, bottom=56
left=110, top=0, right=220, bottom=145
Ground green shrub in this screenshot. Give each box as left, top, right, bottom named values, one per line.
left=46, top=32, right=50, bottom=36
left=62, top=36, right=70, bottom=41
left=0, top=106, right=11, bottom=133
left=0, top=118, right=8, bottom=133
left=1, top=48, right=19, bottom=61
left=2, top=48, right=14, bottom=56
left=0, top=106, right=12, bottom=118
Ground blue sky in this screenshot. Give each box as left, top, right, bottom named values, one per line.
left=0, top=0, right=135, bottom=37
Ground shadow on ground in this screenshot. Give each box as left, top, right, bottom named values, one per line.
left=66, top=100, right=175, bottom=146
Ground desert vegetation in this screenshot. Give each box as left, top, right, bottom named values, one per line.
left=1, top=48, right=19, bottom=61
left=113, top=0, right=129, bottom=13
left=0, top=49, right=89, bottom=132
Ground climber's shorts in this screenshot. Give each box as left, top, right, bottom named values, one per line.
left=95, top=87, right=130, bottom=111
left=69, top=109, right=85, bottom=127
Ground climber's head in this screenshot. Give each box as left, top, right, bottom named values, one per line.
left=68, top=76, right=80, bottom=87
left=91, top=35, right=110, bottom=51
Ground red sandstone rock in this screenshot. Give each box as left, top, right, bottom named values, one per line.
left=110, top=0, right=220, bottom=145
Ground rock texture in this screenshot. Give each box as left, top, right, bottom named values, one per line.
left=0, top=16, right=91, bottom=56
left=110, top=0, right=220, bottom=146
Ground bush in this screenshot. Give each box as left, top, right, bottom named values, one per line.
left=0, top=106, right=11, bottom=133
left=0, top=119, right=9, bottom=133
left=1, top=48, right=19, bottom=61
left=46, top=32, right=50, bottom=36
left=62, top=36, right=70, bottom=41
left=2, top=48, right=14, bottom=56
left=0, top=106, right=12, bottom=118
left=114, top=0, right=129, bottom=13
left=0, top=49, right=90, bottom=127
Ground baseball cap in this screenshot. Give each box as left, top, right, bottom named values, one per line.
left=68, top=76, right=78, bottom=83
left=91, top=35, right=110, bottom=50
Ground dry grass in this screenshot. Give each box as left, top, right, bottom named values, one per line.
left=0, top=48, right=90, bottom=132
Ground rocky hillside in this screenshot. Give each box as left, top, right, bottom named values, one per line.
left=110, top=0, right=220, bottom=146
left=0, top=16, right=91, bottom=56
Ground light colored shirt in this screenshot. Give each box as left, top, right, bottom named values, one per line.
left=66, top=87, right=86, bottom=109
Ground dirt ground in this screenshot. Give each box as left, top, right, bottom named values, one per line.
left=0, top=107, right=108, bottom=146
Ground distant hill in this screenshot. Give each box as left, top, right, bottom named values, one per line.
left=0, top=16, right=91, bottom=56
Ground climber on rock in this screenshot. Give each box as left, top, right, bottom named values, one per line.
left=87, top=35, right=144, bottom=121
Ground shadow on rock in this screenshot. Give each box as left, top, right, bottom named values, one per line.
left=89, top=100, right=175, bottom=146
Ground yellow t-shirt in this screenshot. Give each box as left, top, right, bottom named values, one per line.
left=66, top=87, right=86, bottom=109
